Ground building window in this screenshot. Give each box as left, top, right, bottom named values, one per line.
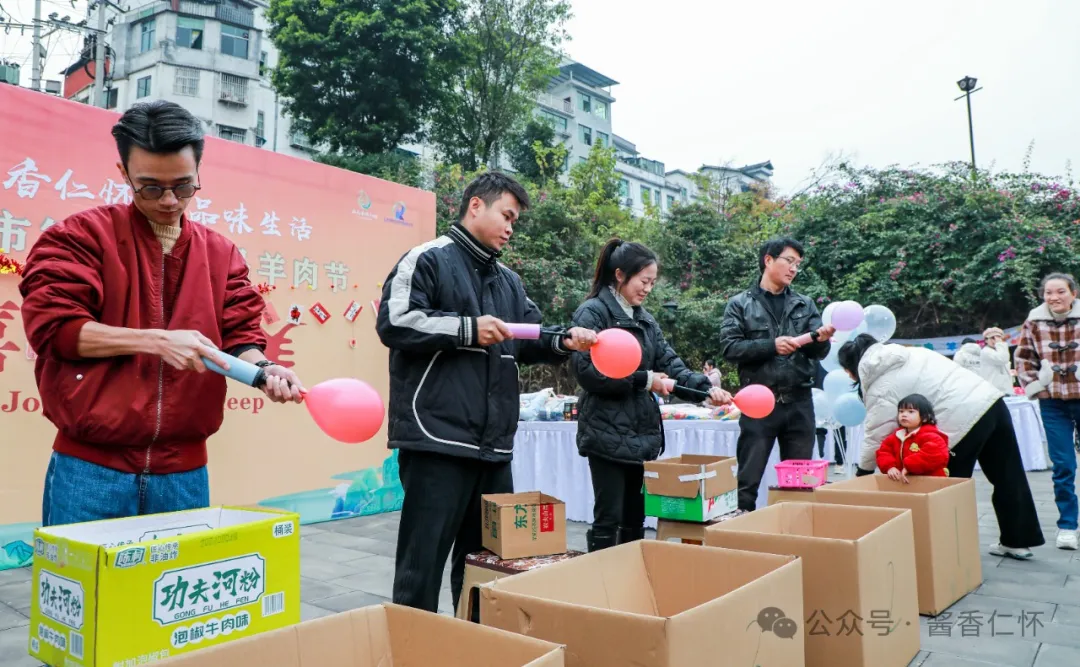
left=259, top=50, right=269, bottom=77
left=217, top=125, right=247, bottom=143
left=136, top=75, right=152, bottom=98
left=655, top=189, right=661, bottom=205
left=105, top=88, right=118, bottom=109
left=594, top=100, right=607, bottom=120
left=176, top=17, right=204, bottom=50
left=667, top=194, right=675, bottom=209
left=256, top=111, right=266, bottom=147
left=174, top=67, right=199, bottom=96
left=578, top=157, right=587, bottom=165
left=579, top=124, right=592, bottom=146
left=138, top=20, right=156, bottom=54
left=579, top=93, right=591, bottom=113
left=640, top=185, right=650, bottom=205
left=596, top=131, right=609, bottom=147
left=221, top=24, right=250, bottom=59
left=537, top=109, right=567, bottom=133
left=618, top=179, right=629, bottom=200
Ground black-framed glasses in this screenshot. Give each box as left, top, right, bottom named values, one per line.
left=1049, top=341, right=1080, bottom=351
left=132, top=183, right=200, bottom=200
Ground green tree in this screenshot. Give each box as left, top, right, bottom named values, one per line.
left=266, top=0, right=461, bottom=154
left=316, top=151, right=424, bottom=188
left=506, top=118, right=567, bottom=183
left=428, top=0, right=572, bottom=170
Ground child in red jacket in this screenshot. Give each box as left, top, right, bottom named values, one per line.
left=877, top=394, right=950, bottom=482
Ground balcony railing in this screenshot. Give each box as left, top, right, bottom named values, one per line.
left=216, top=3, right=255, bottom=28
left=536, top=93, right=573, bottom=115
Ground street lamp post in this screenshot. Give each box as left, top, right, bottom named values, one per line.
left=955, top=76, right=982, bottom=180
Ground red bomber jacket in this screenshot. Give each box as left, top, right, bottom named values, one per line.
left=876, top=423, right=950, bottom=478
left=19, top=203, right=267, bottom=474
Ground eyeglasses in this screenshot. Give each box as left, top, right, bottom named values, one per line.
left=132, top=183, right=200, bottom=200
left=775, top=256, right=804, bottom=271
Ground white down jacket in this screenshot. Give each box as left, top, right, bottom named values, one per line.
left=979, top=344, right=1015, bottom=394
left=857, top=343, right=1005, bottom=471
left=952, top=343, right=982, bottom=373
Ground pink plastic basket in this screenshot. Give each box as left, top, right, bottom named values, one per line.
left=774, top=460, right=829, bottom=489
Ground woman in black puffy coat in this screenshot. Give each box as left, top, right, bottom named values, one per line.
left=571, top=239, right=732, bottom=552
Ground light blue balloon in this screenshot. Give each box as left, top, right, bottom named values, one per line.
left=833, top=393, right=867, bottom=427
left=823, top=369, right=856, bottom=399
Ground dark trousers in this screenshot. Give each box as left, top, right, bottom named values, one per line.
left=391, top=449, right=513, bottom=614
left=588, top=455, right=645, bottom=549
left=948, top=398, right=1045, bottom=549
left=736, top=397, right=816, bottom=511
left=816, top=426, right=847, bottom=464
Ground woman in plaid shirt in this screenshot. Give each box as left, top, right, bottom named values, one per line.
left=1016, top=273, right=1080, bottom=551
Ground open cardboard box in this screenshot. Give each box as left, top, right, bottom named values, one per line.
left=643, top=455, right=739, bottom=521
left=706, top=502, right=920, bottom=667
left=480, top=539, right=804, bottom=667
left=159, top=602, right=564, bottom=666
left=813, top=475, right=982, bottom=616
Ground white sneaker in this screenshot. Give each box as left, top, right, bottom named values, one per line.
left=1056, top=529, right=1079, bottom=551
left=989, top=543, right=1033, bottom=560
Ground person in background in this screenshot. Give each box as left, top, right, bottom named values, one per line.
left=980, top=327, right=1015, bottom=394
left=953, top=338, right=983, bottom=373
left=840, top=334, right=1044, bottom=559
left=719, top=237, right=835, bottom=511
left=876, top=394, right=951, bottom=482
left=19, top=100, right=304, bottom=528
left=1015, top=273, right=1080, bottom=551
left=704, top=359, right=723, bottom=387
left=376, top=172, right=597, bottom=616
left=571, top=239, right=731, bottom=552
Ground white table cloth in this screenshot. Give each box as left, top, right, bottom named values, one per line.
left=512, top=398, right=1048, bottom=525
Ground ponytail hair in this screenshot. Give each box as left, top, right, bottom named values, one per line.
left=587, top=238, right=658, bottom=299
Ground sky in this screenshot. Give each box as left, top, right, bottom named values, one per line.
left=2, top=0, right=1078, bottom=193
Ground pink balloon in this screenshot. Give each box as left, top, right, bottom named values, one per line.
left=591, top=328, right=642, bottom=379
left=303, top=378, right=385, bottom=444
left=734, top=384, right=776, bottom=419
left=831, top=301, right=865, bottom=332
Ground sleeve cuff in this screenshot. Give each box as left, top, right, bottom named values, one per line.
left=552, top=335, right=569, bottom=355
left=632, top=371, right=649, bottom=390
left=54, top=317, right=92, bottom=360
left=459, top=317, right=477, bottom=347
left=228, top=343, right=264, bottom=358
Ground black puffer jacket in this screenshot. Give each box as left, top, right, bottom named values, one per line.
left=376, top=224, right=569, bottom=463
left=571, top=289, right=713, bottom=464
left=719, top=284, right=829, bottom=396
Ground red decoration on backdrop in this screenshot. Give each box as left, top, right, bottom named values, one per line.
left=0, top=250, right=24, bottom=276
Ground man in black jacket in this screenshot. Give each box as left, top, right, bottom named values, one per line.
left=719, top=237, right=835, bottom=510
left=376, top=172, right=596, bottom=616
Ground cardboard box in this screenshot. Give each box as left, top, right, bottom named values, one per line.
left=706, top=502, right=920, bottom=667
left=159, top=602, right=564, bottom=666
left=29, top=507, right=300, bottom=667
left=483, top=492, right=567, bottom=560
left=654, top=510, right=750, bottom=544
left=643, top=454, right=739, bottom=522
left=481, top=540, right=805, bottom=667
left=768, top=486, right=817, bottom=506
left=457, top=550, right=586, bottom=621
left=813, top=476, right=982, bottom=616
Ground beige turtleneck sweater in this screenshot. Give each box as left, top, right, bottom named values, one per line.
left=149, top=221, right=182, bottom=254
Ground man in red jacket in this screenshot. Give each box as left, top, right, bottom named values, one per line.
left=19, top=100, right=305, bottom=526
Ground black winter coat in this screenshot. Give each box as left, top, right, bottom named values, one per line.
left=376, top=224, right=570, bottom=463
left=570, top=289, right=713, bottom=464
left=718, top=284, right=830, bottom=396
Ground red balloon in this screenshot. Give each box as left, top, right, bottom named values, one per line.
left=734, top=384, right=775, bottom=419
left=303, top=378, right=385, bottom=444
left=591, top=328, right=642, bottom=379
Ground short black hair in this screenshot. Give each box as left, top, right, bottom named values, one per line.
left=838, top=333, right=880, bottom=389
left=961, top=338, right=977, bottom=345
left=898, top=393, right=937, bottom=426
left=457, top=172, right=531, bottom=221
left=112, top=100, right=205, bottom=169
left=705, top=359, right=716, bottom=367
left=758, top=237, right=805, bottom=273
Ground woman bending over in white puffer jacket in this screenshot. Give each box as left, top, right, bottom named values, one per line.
left=838, top=334, right=1045, bottom=560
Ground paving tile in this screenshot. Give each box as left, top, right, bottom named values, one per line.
left=0, top=625, right=39, bottom=667
left=0, top=582, right=30, bottom=616
left=906, top=649, right=930, bottom=666
left=301, top=577, right=356, bottom=603
left=299, top=541, right=374, bottom=564
left=312, top=590, right=389, bottom=614
left=0, top=604, right=27, bottom=633
left=0, top=569, right=30, bottom=587
left=1034, top=642, right=1079, bottom=667
left=302, top=531, right=398, bottom=558
left=977, top=581, right=1080, bottom=607
left=300, top=602, right=336, bottom=622
left=983, top=567, right=1067, bottom=587
left=300, top=555, right=376, bottom=582
left=1051, top=603, right=1080, bottom=626
left=921, top=653, right=1028, bottom=666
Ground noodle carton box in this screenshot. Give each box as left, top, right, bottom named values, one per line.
left=643, top=455, right=739, bottom=522
left=28, top=507, right=301, bottom=667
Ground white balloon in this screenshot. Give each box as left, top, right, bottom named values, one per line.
left=821, top=302, right=839, bottom=327
left=864, top=305, right=897, bottom=342
left=823, top=369, right=857, bottom=400
left=812, top=388, right=833, bottom=423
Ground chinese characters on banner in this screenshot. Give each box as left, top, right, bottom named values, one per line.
left=0, top=84, right=435, bottom=563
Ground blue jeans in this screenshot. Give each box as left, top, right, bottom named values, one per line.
left=42, top=452, right=210, bottom=527
left=1039, top=399, right=1080, bottom=530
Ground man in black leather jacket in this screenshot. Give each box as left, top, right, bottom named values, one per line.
left=719, top=238, right=836, bottom=510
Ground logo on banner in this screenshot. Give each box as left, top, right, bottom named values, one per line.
left=352, top=190, right=377, bottom=220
